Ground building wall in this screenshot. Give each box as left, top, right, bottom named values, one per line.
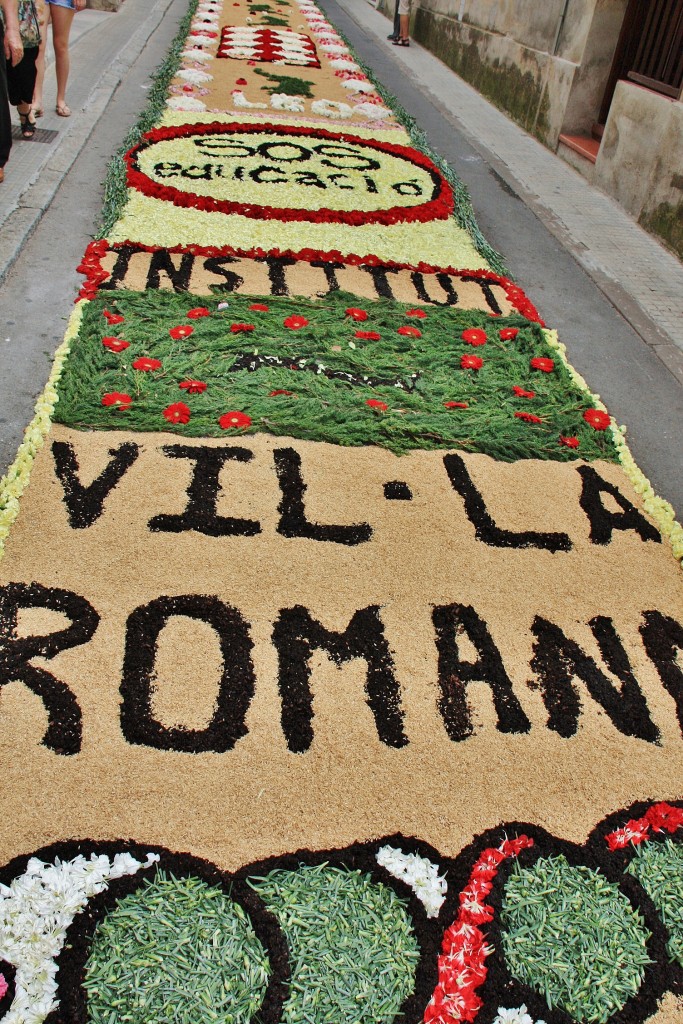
left=377, top=0, right=681, bottom=257
left=377, top=0, right=607, bottom=144
left=561, top=0, right=629, bottom=133
left=596, top=82, right=683, bottom=258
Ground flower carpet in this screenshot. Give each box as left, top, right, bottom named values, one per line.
left=0, top=1, right=682, bottom=1022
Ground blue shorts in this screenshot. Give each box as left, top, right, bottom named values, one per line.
left=47, top=0, right=75, bottom=7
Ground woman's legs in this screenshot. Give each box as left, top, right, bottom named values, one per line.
left=32, top=3, right=50, bottom=115
left=50, top=4, right=76, bottom=114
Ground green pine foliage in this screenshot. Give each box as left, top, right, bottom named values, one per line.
left=54, top=290, right=619, bottom=461
left=254, top=68, right=316, bottom=96
left=249, top=863, right=419, bottom=1024
left=627, top=839, right=683, bottom=966
left=501, top=855, right=651, bottom=1023
left=84, top=873, right=270, bottom=1023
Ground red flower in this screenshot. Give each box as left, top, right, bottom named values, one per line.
left=462, top=328, right=487, bottom=346
left=101, top=391, right=132, bottom=409
left=500, top=835, right=534, bottom=856
left=461, top=354, right=483, bottom=370
left=284, top=315, right=309, bottom=329
left=249, top=303, right=269, bottom=311
left=179, top=380, right=207, bottom=394
left=499, top=327, right=519, bottom=341
left=559, top=435, right=580, bottom=449
left=366, top=399, right=388, bottom=411
left=186, top=306, right=210, bottom=319
left=236, top=77, right=248, bottom=85
left=231, top=322, right=255, bottom=333
left=398, top=325, right=421, bottom=337
left=269, top=389, right=294, bottom=396
left=169, top=324, right=194, bottom=340
left=163, top=402, right=191, bottom=424
left=515, top=411, right=543, bottom=424
left=405, top=308, right=427, bottom=318
left=530, top=357, right=554, bottom=372
left=103, top=309, right=124, bottom=325
left=132, top=357, right=162, bottom=371
left=102, top=336, right=130, bottom=353
left=605, top=817, right=651, bottom=851
left=646, top=802, right=683, bottom=833
left=512, top=386, right=535, bottom=398
left=355, top=330, right=381, bottom=340
left=345, top=307, right=368, bottom=321
left=583, top=408, right=611, bottom=431
left=444, top=401, right=468, bottom=409
left=219, top=410, right=251, bottom=429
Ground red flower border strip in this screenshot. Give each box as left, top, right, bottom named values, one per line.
left=76, top=240, right=543, bottom=322
left=424, top=835, right=534, bottom=1024
left=124, top=121, right=454, bottom=227
left=604, top=802, right=683, bottom=852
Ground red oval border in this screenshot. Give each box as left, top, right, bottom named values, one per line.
left=125, top=121, right=454, bottom=227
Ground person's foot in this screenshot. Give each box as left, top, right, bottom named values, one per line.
left=18, top=104, right=37, bottom=138
left=32, top=105, right=43, bottom=118
left=387, top=32, right=398, bottom=39
left=56, top=102, right=71, bottom=117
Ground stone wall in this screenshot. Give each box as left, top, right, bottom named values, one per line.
left=401, top=4, right=576, bottom=145
left=595, top=81, right=683, bottom=259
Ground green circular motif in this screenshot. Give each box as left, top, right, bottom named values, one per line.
left=84, top=873, right=270, bottom=1024
left=627, top=837, right=683, bottom=966
left=249, top=863, right=420, bottom=1024
left=501, top=854, right=651, bottom=1024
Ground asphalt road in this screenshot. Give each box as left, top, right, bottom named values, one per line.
left=0, top=0, right=681, bottom=519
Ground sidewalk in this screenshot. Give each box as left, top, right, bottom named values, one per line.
left=329, top=0, right=683, bottom=387
left=0, top=0, right=178, bottom=285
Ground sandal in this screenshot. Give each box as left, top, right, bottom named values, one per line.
left=392, top=36, right=409, bottom=45
left=32, top=106, right=43, bottom=118
left=56, top=102, right=71, bottom=117
left=18, top=107, right=37, bottom=138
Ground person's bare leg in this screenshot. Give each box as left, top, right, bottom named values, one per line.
left=51, top=4, right=75, bottom=115
left=399, top=13, right=409, bottom=40
left=32, top=3, right=50, bottom=115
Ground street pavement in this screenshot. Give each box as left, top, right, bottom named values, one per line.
left=0, top=0, right=681, bottom=517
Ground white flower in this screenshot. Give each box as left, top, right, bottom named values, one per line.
left=270, top=93, right=305, bottom=111
left=224, top=46, right=259, bottom=58
left=181, top=47, right=214, bottom=61
left=354, top=102, right=393, bottom=120
left=329, top=58, right=361, bottom=71
left=311, top=98, right=353, bottom=119
left=493, top=1007, right=546, bottom=1024
left=167, top=96, right=207, bottom=111
left=341, top=79, right=374, bottom=93
left=231, top=91, right=268, bottom=109
left=376, top=846, right=447, bottom=917
left=0, top=851, right=156, bottom=1024
left=177, top=68, right=213, bottom=83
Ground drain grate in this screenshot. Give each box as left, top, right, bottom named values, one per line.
left=11, top=125, right=59, bottom=143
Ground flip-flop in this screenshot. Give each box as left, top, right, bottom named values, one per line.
left=56, top=103, right=71, bottom=117
left=32, top=106, right=43, bottom=118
